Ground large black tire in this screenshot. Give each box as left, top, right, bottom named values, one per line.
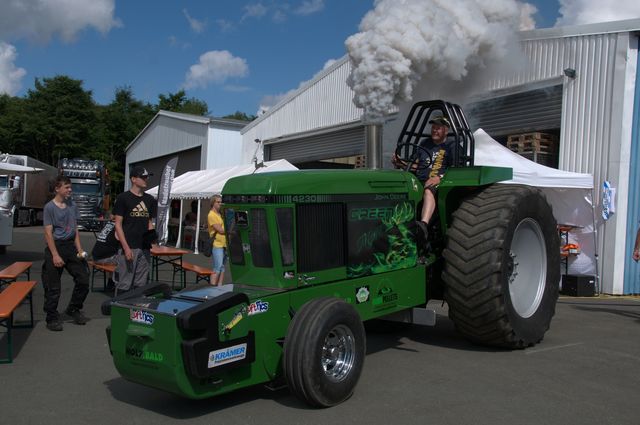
left=443, top=184, right=560, bottom=349
left=283, top=297, right=366, bottom=407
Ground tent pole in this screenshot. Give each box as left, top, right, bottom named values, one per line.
left=591, top=187, right=600, bottom=295
left=176, top=200, right=184, bottom=248
left=194, top=199, right=201, bottom=254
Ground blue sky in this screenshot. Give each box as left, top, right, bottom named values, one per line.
left=0, top=1, right=629, bottom=117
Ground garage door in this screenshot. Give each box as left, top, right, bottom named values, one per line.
left=465, top=85, right=563, bottom=137
left=266, top=126, right=365, bottom=163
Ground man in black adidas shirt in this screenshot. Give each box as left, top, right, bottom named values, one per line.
left=113, top=166, right=157, bottom=293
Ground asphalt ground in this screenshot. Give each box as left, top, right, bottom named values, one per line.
left=1, top=226, right=639, bottom=425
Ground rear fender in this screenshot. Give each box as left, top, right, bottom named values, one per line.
left=437, top=166, right=513, bottom=235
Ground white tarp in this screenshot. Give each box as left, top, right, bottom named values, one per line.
left=0, top=162, right=43, bottom=174
left=147, top=159, right=298, bottom=253
left=474, top=129, right=597, bottom=278
left=147, top=159, right=298, bottom=199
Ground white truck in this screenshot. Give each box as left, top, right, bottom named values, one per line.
left=0, top=154, right=58, bottom=253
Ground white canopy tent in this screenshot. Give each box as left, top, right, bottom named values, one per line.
left=0, top=162, right=43, bottom=173
left=147, top=159, right=298, bottom=253
left=474, top=129, right=597, bottom=287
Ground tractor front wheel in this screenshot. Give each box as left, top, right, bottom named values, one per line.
left=283, top=297, right=366, bottom=407
left=443, top=184, right=560, bottom=348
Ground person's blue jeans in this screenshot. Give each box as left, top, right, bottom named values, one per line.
left=212, top=247, right=226, bottom=273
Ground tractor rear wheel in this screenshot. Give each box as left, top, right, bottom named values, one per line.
left=283, top=297, right=366, bottom=407
left=443, top=184, right=560, bottom=348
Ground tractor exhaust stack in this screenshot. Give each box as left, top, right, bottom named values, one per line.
left=364, top=123, right=383, bottom=169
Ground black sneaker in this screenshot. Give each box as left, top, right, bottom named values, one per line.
left=65, top=309, right=88, bottom=325
left=46, top=320, right=63, bottom=331
left=416, top=220, right=429, bottom=243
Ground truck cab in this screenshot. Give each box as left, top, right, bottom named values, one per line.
left=59, top=158, right=110, bottom=230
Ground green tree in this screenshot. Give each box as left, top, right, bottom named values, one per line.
left=222, top=111, right=257, bottom=122
left=93, top=86, right=155, bottom=193
left=23, top=75, right=96, bottom=165
left=157, top=90, right=209, bottom=115
left=0, top=94, right=28, bottom=154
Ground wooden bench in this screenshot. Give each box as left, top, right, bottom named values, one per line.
left=0, top=262, right=33, bottom=287
left=0, top=281, right=37, bottom=363
left=88, top=261, right=117, bottom=292
left=171, top=260, right=216, bottom=288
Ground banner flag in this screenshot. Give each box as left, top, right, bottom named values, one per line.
left=156, top=157, right=178, bottom=245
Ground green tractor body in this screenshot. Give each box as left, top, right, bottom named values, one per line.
left=105, top=101, right=559, bottom=406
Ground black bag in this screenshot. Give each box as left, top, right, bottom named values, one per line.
left=198, top=232, right=212, bottom=257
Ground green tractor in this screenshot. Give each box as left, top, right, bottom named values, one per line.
left=103, top=100, right=560, bottom=407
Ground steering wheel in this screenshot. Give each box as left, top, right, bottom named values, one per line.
left=394, top=142, right=433, bottom=174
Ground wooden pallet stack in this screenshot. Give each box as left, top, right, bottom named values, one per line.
left=507, top=132, right=559, bottom=168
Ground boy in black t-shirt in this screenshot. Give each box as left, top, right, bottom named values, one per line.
left=113, top=166, right=157, bottom=293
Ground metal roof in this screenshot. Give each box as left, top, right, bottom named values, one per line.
left=126, top=110, right=247, bottom=152
left=520, top=18, right=640, bottom=41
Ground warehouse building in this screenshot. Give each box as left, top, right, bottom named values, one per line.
left=241, top=19, right=640, bottom=295
left=125, top=110, right=246, bottom=188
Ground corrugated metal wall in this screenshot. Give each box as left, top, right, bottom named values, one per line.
left=242, top=57, right=363, bottom=161
left=624, top=40, right=640, bottom=295
left=128, top=115, right=208, bottom=166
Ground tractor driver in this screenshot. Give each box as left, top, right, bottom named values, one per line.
left=391, top=116, right=454, bottom=239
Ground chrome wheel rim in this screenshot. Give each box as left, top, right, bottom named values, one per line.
left=321, top=324, right=356, bottom=382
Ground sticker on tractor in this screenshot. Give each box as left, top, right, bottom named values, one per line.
left=126, top=346, right=164, bottom=363
left=130, top=309, right=154, bottom=325
left=247, top=300, right=269, bottom=315
left=356, top=286, right=370, bottom=304
left=208, top=343, right=247, bottom=368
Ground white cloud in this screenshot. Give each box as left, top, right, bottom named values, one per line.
left=258, top=90, right=296, bottom=115
left=273, top=10, right=288, bottom=23
left=242, top=3, right=268, bottom=21
left=183, top=9, right=207, bottom=34
left=224, top=85, right=251, bottom=92
left=184, top=50, right=249, bottom=89
left=216, top=19, right=235, bottom=32
left=0, top=0, right=120, bottom=43
left=0, top=42, right=27, bottom=95
left=295, top=0, right=325, bottom=16
left=556, top=0, right=640, bottom=26
left=168, top=35, right=191, bottom=49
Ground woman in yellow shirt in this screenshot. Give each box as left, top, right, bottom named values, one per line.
left=207, top=195, right=226, bottom=285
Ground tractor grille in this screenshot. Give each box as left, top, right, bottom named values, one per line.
left=297, top=203, right=345, bottom=273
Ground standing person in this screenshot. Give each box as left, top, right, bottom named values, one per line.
left=392, top=115, right=454, bottom=239
left=207, top=194, right=226, bottom=286
left=113, top=166, right=157, bottom=293
left=42, top=175, right=90, bottom=331
left=633, top=224, right=640, bottom=262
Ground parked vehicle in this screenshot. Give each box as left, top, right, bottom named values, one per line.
left=0, top=154, right=57, bottom=253
left=58, top=158, right=111, bottom=231
left=103, top=101, right=560, bottom=406
left=0, top=154, right=57, bottom=227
